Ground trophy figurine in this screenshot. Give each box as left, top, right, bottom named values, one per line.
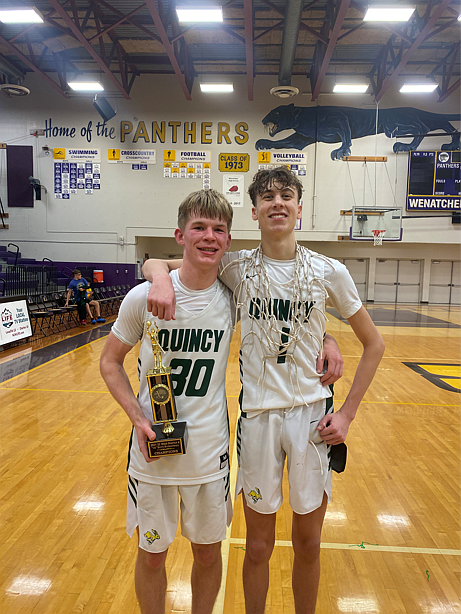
left=145, top=321, right=187, bottom=457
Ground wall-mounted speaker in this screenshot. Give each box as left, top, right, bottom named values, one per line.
left=93, top=96, right=116, bottom=122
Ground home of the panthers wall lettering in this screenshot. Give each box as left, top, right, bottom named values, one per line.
left=256, top=105, right=460, bottom=161
left=120, top=120, right=249, bottom=145
left=43, top=118, right=249, bottom=145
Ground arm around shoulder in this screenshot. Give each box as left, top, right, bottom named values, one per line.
left=141, top=258, right=182, bottom=320
left=141, top=258, right=182, bottom=280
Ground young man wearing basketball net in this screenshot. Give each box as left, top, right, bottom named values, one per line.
left=143, top=167, right=384, bottom=614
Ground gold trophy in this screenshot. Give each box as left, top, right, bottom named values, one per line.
left=145, top=321, right=187, bottom=457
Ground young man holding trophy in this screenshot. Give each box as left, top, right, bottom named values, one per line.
left=142, top=167, right=384, bottom=614
left=100, top=189, right=235, bottom=614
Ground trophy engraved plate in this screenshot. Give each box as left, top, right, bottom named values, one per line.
left=145, top=321, right=187, bottom=458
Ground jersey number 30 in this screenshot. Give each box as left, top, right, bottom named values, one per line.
left=170, top=358, right=215, bottom=397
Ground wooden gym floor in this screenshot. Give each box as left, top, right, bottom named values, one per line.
left=0, top=303, right=459, bottom=614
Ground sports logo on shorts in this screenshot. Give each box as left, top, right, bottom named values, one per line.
left=248, top=487, right=262, bottom=503
left=144, top=529, right=160, bottom=544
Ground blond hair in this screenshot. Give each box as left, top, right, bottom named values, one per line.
left=177, top=189, right=233, bottom=232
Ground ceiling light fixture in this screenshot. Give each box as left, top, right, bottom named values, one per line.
left=0, top=8, right=43, bottom=23
left=363, top=6, right=415, bottom=21
left=176, top=6, right=223, bottom=22
left=400, top=83, right=438, bottom=93
left=333, top=84, right=369, bottom=93
left=200, top=83, right=233, bottom=93
left=68, top=81, right=104, bottom=92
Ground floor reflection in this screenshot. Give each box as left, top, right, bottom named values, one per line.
left=0, top=324, right=112, bottom=383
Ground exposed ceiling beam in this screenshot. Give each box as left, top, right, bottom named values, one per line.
left=46, top=0, right=130, bottom=99
left=243, top=0, right=254, bottom=101
left=311, top=0, right=352, bottom=101
left=0, top=31, right=69, bottom=98
left=217, top=23, right=246, bottom=44
left=144, top=0, right=193, bottom=100
left=429, top=42, right=460, bottom=76
left=260, top=0, right=327, bottom=42
left=375, top=0, right=454, bottom=102
left=92, top=7, right=108, bottom=63
left=253, top=20, right=283, bottom=42
left=170, top=24, right=198, bottom=44
left=438, top=77, right=460, bottom=102
left=94, top=0, right=162, bottom=43
left=91, top=1, right=139, bottom=83
left=88, top=5, right=145, bottom=42
left=8, top=0, right=72, bottom=43
left=337, top=21, right=364, bottom=42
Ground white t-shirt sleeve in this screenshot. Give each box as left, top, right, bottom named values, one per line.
left=111, top=282, right=149, bottom=346
left=324, top=260, right=362, bottom=319
left=218, top=250, right=248, bottom=292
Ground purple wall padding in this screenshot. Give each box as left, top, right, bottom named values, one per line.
left=6, top=145, right=34, bottom=208
left=55, top=261, right=137, bottom=289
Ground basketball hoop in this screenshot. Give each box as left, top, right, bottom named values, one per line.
left=372, top=229, right=386, bottom=245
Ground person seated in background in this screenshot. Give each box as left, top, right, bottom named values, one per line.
left=65, top=269, right=89, bottom=325
left=83, top=277, right=106, bottom=325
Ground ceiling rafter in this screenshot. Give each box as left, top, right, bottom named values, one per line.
left=91, top=6, right=107, bottom=64
left=253, top=19, right=283, bottom=42
left=375, top=0, right=454, bottom=102
left=430, top=42, right=460, bottom=76
left=91, top=0, right=139, bottom=88
left=8, top=0, right=72, bottom=43
left=170, top=7, right=195, bottom=96
left=441, top=40, right=458, bottom=90
left=438, top=77, right=460, bottom=102
left=52, top=50, right=66, bottom=90
left=0, top=30, right=69, bottom=98
left=243, top=0, right=254, bottom=101
left=88, top=6, right=146, bottom=43
left=93, top=0, right=162, bottom=44
left=47, top=0, right=131, bottom=99
left=170, top=24, right=198, bottom=44
left=260, top=0, right=328, bottom=43
left=310, top=0, right=352, bottom=101
left=217, top=23, right=246, bottom=44
left=70, top=0, right=80, bottom=29
left=144, top=0, right=193, bottom=100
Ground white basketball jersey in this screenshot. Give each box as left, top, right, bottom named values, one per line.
left=111, top=278, right=234, bottom=485
left=219, top=248, right=362, bottom=413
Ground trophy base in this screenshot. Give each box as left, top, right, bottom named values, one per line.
left=147, top=421, right=188, bottom=458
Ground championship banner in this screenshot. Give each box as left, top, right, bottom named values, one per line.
left=54, top=148, right=101, bottom=161
left=108, top=149, right=156, bottom=164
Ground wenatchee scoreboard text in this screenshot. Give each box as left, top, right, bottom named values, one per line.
left=407, top=151, right=460, bottom=211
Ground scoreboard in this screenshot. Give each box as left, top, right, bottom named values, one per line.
left=407, top=150, right=460, bottom=211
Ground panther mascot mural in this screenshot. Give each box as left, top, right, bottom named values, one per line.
left=255, top=104, right=460, bottom=160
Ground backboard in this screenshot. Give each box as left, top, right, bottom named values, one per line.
left=350, top=207, right=403, bottom=242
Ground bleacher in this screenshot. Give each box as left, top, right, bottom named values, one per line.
left=0, top=244, right=130, bottom=341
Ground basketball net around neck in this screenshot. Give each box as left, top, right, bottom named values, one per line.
left=223, top=243, right=331, bottom=409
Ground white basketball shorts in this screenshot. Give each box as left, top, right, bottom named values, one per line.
left=127, top=474, right=232, bottom=553
left=236, top=400, right=333, bottom=515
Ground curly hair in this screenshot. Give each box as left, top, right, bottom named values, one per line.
left=248, top=166, right=303, bottom=206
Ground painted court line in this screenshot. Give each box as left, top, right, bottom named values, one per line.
left=213, top=418, right=239, bottom=614
left=228, top=537, right=460, bottom=556
left=0, top=386, right=110, bottom=394
left=226, top=395, right=459, bottom=407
